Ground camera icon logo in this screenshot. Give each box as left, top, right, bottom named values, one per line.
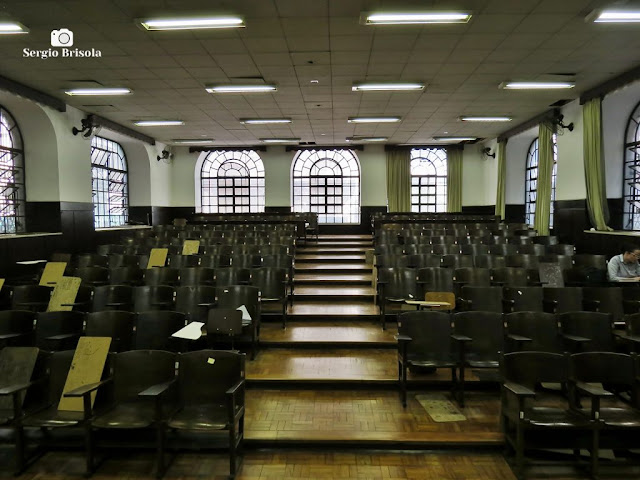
left=51, top=29, right=73, bottom=47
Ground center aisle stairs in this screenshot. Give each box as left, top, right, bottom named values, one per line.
left=244, top=234, right=503, bottom=449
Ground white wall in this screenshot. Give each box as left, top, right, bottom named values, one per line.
left=603, top=80, right=640, bottom=198
left=505, top=127, right=537, bottom=205
left=555, top=99, right=586, bottom=201
left=462, top=145, right=494, bottom=206
left=0, top=91, right=60, bottom=202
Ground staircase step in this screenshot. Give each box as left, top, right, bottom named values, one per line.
left=316, top=235, right=372, bottom=241
left=295, top=263, right=372, bottom=274
left=295, top=273, right=372, bottom=285
left=297, top=247, right=369, bottom=254
left=293, top=285, right=375, bottom=301
left=287, top=302, right=379, bottom=320
left=295, top=254, right=366, bottom=263
left=259, top=322, right=395, bottom=348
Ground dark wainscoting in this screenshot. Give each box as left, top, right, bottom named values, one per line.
left=505, top=204, right=525, bottom=224
left=607, top=198, right=624, bottom=231
left=554, top=200, right=589, bottom=246
left=129, top=206, right=152, bottom=226
left=151, top=207, right=196, bottom=226
left=25, top=202, right=62, bottom=233
left=0, top=233, right=66, bottom=279
left=461, top=205, right=495, bottom=216
left=265, top=206, right=292, bottom=214
left=60, top=202, right=94, bottom=254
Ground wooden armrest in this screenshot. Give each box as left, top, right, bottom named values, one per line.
left=451, top=334, right=472, bottom=342
left=226, top=379, right=245, bottom=396
left=394, top=334, right=412, bottom=342
left=563, top=334, right=591, bottom=344
left=507, top=334, right=532, bottom=343
left=47, top=333, right=80, bottom=341
left=503, top=381, right=536, bottom=398
left=138, top=379, right=176, bottom=397
left=0, top=332, right=30, bottom=340
left=64, top=377, right=113, bottom=397
left=575, top=381, right=613, bottom=397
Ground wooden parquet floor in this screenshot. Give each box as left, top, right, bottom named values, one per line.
left=5, top=449, right=518, bottom=479
left=245, top=390, right=502, bottom=444
left=247, top=349, right=483, bottom=382
left=259, top=322, right=395, bottom=344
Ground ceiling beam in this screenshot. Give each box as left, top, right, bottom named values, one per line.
left=580, top=63, right=640, bottom=105
left=90, top=115, right=155, bottom=146
left=0, top=74, right=66, bottom=112
left=496, top=109, right=556, bottom=143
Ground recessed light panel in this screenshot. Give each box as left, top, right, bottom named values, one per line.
left=352, top=83, right=424, bottom=92
left=206, top=85, right=277, bottom=93
left=459, top=116, right=512, bottom=122
left=348, top=117, right=401, bottom=123
left=0, top=22, right=28, bottom=34
left=139, top=17, right=244, bottom=30
left=240, top=118, right=292, bottom=124
left=591, top=10, right=640, bottom=23
left=134, top=120, right=184, bottom=126
left=365, top=12, right=471, bottom=24
left=500, top=82, right=575, bottom=90
left=171, top=139, right=215, bottom=144
left=65, top=88, right=132, bottom=96
left=433, top=136, right=477, bottom=142
left=260, top=138, right=300, bottom=143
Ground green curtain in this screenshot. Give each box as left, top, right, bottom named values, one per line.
left=583, top=97, right=613, bottom=231
left=446, top=147, right=463, bottom=212
left=495, top=140, right=507, bottom=219
left=385, top=148, right=411, bottom=212
left=534, top=122, right=555, bottom=235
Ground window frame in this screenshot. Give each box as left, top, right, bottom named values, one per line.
left=0, top=105, right=25, bottom=234
left=524, top=135, right=557, bottom=228
left=623, top=101, right=640, bottom=230
left=410, top=148, right=448, bottom=213
left=91, top=136, right=129, bottom=228
left=200, top=150, right=265, bottom=214
left=291, top=149, right=361, bottom=224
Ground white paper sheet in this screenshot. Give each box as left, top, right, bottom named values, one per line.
left=171, top=322, right=205, bottom=340
left=236, top=305, right=252, bottom=321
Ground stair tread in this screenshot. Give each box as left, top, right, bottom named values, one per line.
left=294, top=286, right=375, bottom=296
left=260, top=322, right=395, bottom=343
left=288, top=303, right=379, bottom=316
left=295, top=263, right=371, bottom=270
left=295, top=274, right=373, bottom=281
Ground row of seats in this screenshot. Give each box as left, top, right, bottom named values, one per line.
left=71, top=253, right=293, bottom=270
left=96, top=244, right=293, bottom=258
left=396, top=310, right=640, bottom=407
left=376, top=243, right=576, bottom=256
left=0, top=309, right=256, bottom=355
left=0, top=347, right=245, bottom=479
left=376, top=233, right=561, bottom=246
left=376, top=253, right=582, bottom=271
left=502, top=350, right=640, bottom=479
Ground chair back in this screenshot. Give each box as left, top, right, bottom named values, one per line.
left=112, top=350, right=176, bottom=403
left=177, top=350, right=245, bottom=405
left=134, top=311, right=187, bottom=350
left=85, top=311, right=136, bottom=352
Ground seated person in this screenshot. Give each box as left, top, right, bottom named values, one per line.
left=608, top=243, right=640, bottom=281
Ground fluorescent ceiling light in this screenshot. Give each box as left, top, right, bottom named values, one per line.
left=459, top=116, right=512, bottom=122
left=64, top=88, right=132, bottom=96
left=352, top=83, right=424, bottom=92
left=348, top=117, right=401, bottom=123
left=171, top=139, right=214, bottom=145
left=346, top=137, right=388, bottom=142
left=433, top=136, right=477, bottom=142
left=206, top=85, right=277, bottom=93
left=0, top=22, right=28, bottom=34
left=500, top=81, right=575, bottom=90
left=366, top=13, right=471, bottom=25
left=592, top=10, right=640, bottom=23
left=139, top=17, right=244, bottom=30
left=134, top=120, right=184, bottom=126
left=240, top=118, right=291, bottom=124
left=260, top=138, right=300, bottom=143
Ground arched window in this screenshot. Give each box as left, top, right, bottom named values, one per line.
left=524, top=135, right=558, bottom=227
left=623, top=101, right=640, bottom=230
left=200, top=150, right=265, bottom=213
left=91, top=136, right=129, bottom=228
left=0, top=106, right=25, bottom=234
left=292, top=149, right=360, bottom=224
left=410, top=148, right=448, bottom=212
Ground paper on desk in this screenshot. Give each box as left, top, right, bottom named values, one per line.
left=172, top=322, right=205, bottom=340
left=236, top=305, right=252, bottom=321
